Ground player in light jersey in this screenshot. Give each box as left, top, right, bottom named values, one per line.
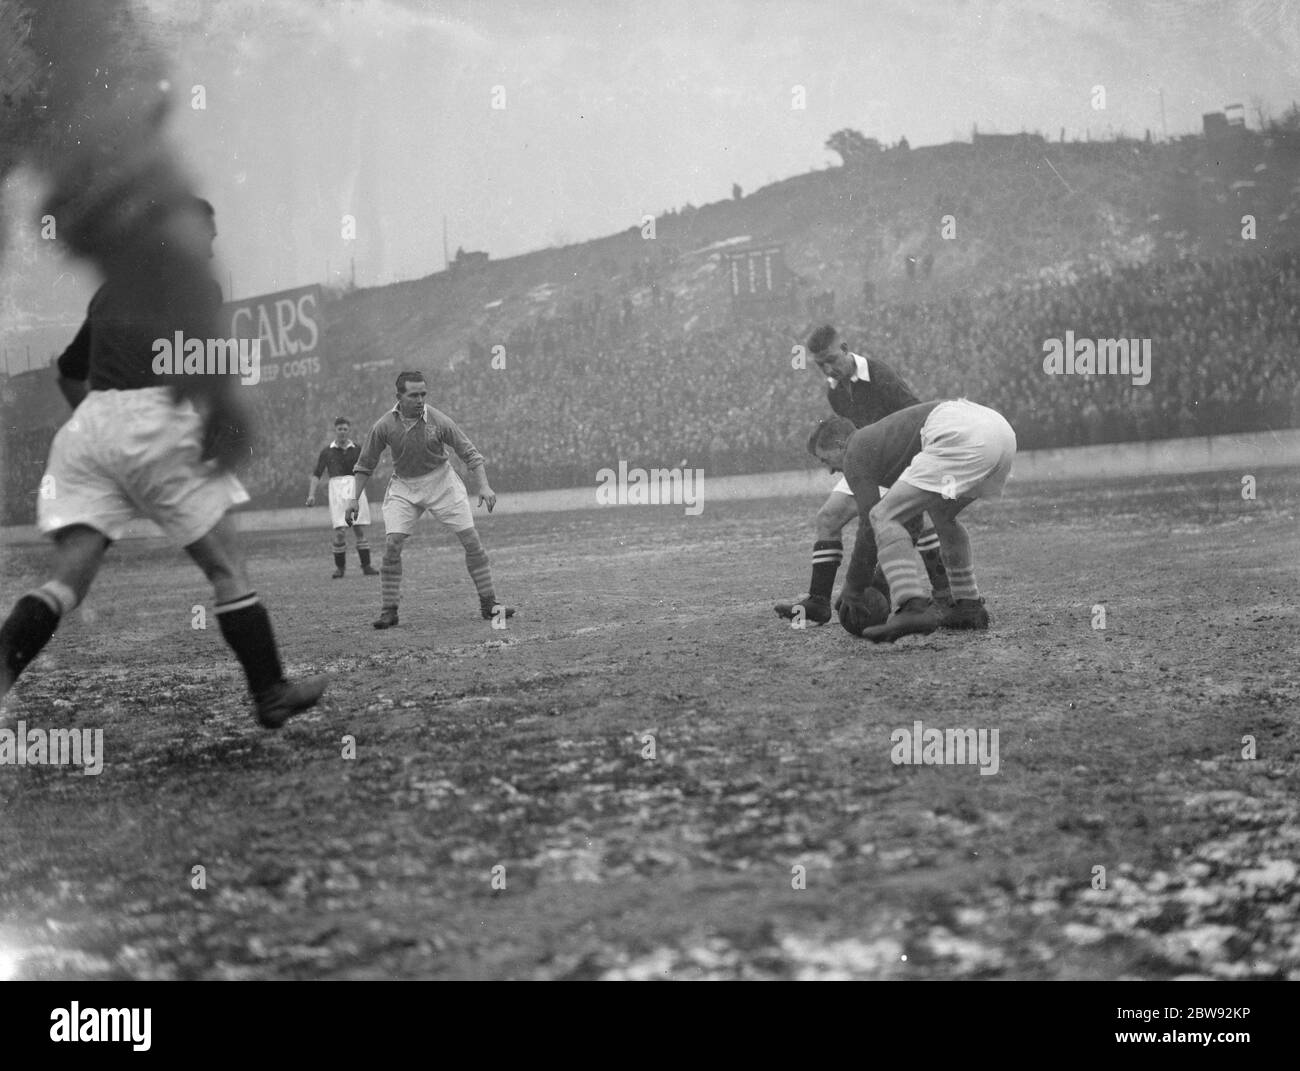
left=348, top=372, right=515, bottom=628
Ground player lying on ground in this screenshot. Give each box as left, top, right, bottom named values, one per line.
left=808, top=399, right=1017, bottom=643
left=0, top=53, right=327, bottom=725
left=774, top=325, right=948, bottom=625
left=307, top=417, right=379, bottom=579
left=348, top=372, right=515, bottom=629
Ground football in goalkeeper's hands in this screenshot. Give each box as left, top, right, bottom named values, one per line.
left=837, top=589, right=890, bottom=636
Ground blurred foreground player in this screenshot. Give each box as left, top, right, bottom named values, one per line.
left=348, top=372, right=515, bottom=628
left=775, top=325, right=948, bottom=624
left=810, top=399, right=1016, bottom=643
left=307, top=417, right=378, bottom=578
left=0, top=31, right=326, bottom=725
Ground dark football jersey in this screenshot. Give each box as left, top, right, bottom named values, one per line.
left=827, top=353, right=921, bottom=428
left=842, top=401, right=944, bottom=493
left=57, top=272, right=224, bottom=392
left=314, top=443, right=361, bottom=479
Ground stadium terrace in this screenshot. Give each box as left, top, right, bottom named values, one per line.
left=150, top=333, right=262, bottom=385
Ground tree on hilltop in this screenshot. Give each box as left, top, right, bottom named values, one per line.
left=825, top=128, right=881, bottom=166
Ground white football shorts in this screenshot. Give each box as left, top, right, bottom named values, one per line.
left=382, top=465, right=474, bottom=536
left=328, top=475, right=370, bottom=528
left=898, top=399, right=1017, bottom=501
left=37, top=387, right=249, bottom=546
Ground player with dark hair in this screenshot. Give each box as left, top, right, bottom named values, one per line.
left=307, top=417, right=378, bottom=578
left=808, top=399, right=1016, bottom=642
left=0, top=186, right=327, bottom=723
left=774, top=324, right=948, bottom=625
left=348, top=372, right=515, bottom=628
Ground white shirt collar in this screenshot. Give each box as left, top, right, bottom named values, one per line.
left=826, top=352, right=870, bottom=388
left=331, top=439, right=356, bottom=450
left=392, top=403, right=428, bottom=422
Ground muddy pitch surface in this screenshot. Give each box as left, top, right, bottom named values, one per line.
left=1, top=468, right=1297, bottom=979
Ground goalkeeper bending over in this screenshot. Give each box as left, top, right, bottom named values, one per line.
left=808, top=399, right=1017, bottom=643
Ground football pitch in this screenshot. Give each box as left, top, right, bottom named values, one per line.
left=1, top=467, right=1297, bottom=980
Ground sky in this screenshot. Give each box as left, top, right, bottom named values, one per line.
left=2, top=0, right=1299, bottom=371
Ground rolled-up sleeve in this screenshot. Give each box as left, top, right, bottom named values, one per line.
left=441, top=417, right=485, bottom=470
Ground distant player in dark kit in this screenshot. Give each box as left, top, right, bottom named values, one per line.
left=307, top=417, right=378, bottom=578
left=348, top=372, right=515, bottom=628
left=774, top=325, right=948, bottom=625
left=0, top=192, right=328, bottom=727
left=808, top=399, right=1017, bottom=643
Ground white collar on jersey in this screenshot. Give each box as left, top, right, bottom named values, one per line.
left=330, top=439, right=357, bottom=450
left=391, top=403, right=429, bottom=422
left=826, top=352, right=871, bottom=389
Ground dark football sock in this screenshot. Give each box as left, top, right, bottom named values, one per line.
left=808, top=539, right=843, bottom=602
left=333, top=552, right=346, bottom=571
left=915, top=527, right=947, bottom=595
left=922, top=549, right=947, bottom=593
left=215, top=594, right=283, bottom=695
left=358, top=547, right=371, bottom=568
left=0, top=593, right=63, bottom=698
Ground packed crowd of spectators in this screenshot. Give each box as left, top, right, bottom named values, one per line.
left=3, top=249, right=1297, bottom=521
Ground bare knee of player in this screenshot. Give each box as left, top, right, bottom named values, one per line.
left=185, top=519, right=250, bottom=593
left=866, top=498, right=905, bottom=536
left=50, top=525, right=110, bottom=605
left=816, top=494, right=854, bottom=539
left=385, top=532, right=407, bottom=556
left=352, top=524, right=367, bottom=541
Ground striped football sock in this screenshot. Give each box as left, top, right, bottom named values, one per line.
left=945, top=564, right=979, bottom=601
left=461, top=531, right=495, bottom=601
left=938, top=521, right=979, bottom=600
left=381, top=547, right=402, bottom=609
left=808, top=539, right=843, bottom=602
left=876, top=524, right=927, bottom=611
